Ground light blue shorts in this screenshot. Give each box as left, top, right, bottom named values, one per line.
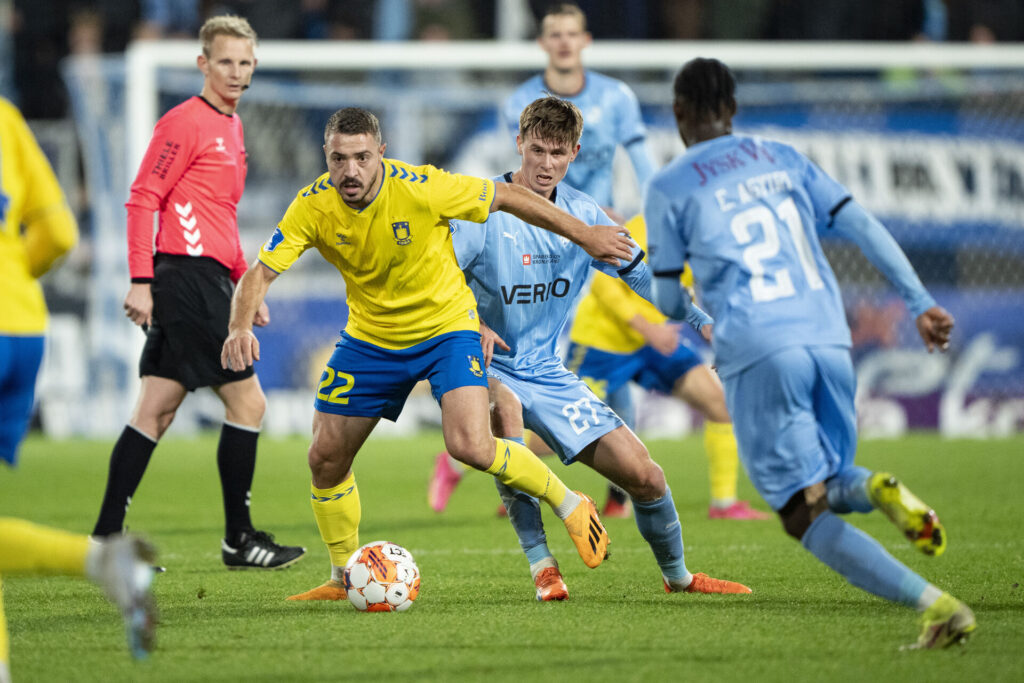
left=488, top=363, right=623, bottom=465
left=724, top=345, right=857, bottom=511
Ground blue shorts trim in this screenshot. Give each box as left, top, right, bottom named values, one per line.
left=314, top=330, right=487, bottom=420
left=487, top=363, right=622, bottom=465
left=567, top=341, right=703, bottom=399
left=0, top=335, right=45, bottom=466
left=724, top=345, right=857, bottom=510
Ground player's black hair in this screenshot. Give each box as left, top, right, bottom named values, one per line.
left=324, top=107, right=382, bottom=145
left=672, top=57, right=736, bottom=123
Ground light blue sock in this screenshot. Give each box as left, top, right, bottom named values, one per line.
left=494, top=437, right=551, bottom=566
left=801, top=511, right=927, bottom=607
left=632, top=486, right=688, bottom=581
left=826, top=466, right=874, bottom=513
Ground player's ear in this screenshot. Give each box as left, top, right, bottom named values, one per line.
left=570, top=142, right=580, bottom=160
left=379, top=143, right=387, bottom=156
left=515, top=134, right=523, bottom=155
left=197, top=54, right=208, bottom=75
left=583, top=32, right=593, bottom=47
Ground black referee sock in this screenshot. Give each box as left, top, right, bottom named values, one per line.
left=92, top=426, right=157, bottom=536
left=218, top=422, right=258, bottom=544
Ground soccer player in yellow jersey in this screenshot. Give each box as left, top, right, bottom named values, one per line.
left=567, top=215, right=771, bottom=520
left=221, top=107, right=634, bottom=600
left=0, top=98, right=157, bottom=676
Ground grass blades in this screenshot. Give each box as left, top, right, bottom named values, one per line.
left=3, top=433, right=1023, bottom=682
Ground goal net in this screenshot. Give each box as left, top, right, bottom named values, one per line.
left=56, top=41, right=1024, bottom=438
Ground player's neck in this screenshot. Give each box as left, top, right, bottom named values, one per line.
left=511, top=169, right=555, bottom=202
left=199, top=86, right=238, bottom=115
left=685, top=120, right=732, bottom=146
left=543, top=66, right=585, bottom=97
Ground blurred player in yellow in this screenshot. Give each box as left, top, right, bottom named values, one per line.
left=566, top=215, right=771, bottom=520
left=0, top=97, right=157, bottom=679
left=221, top=107, right=634, bottom=600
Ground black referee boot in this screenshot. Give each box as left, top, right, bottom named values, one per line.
left=221, top=529, right=306, bottom=570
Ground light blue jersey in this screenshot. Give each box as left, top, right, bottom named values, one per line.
left=452, top=175, right=644, bottom=461
left=645, top=134, right=852, bottom=379
left=452, top=174, right=645, bottom=378
left=504, top=72, right=649, bottom=207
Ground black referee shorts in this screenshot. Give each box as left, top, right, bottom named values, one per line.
left=139, top=254, right=254, bottom=391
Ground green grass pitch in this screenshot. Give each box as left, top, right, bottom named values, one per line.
left=3, top=432, right=1022, bottom=682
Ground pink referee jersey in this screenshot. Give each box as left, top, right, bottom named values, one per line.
left=126, top=96, right=248, bottom=282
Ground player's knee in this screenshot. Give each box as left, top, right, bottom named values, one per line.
left=623, top=455, right=666, bottom=502
left=133, top=410, right=175, bottom=440
left=226, top=384, right=266, bottom=426
left=306, top=440, right=348, bottom=487
left=704, top=396, right=731, bottom=424
left=444, top=432, right=492, bottom=471
left=778, top=486, right=828, bottom=540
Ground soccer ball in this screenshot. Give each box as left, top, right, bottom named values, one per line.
left=343, top=541, right=420, bottom=612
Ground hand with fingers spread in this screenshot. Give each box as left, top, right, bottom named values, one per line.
left=916, top=306, right=954, bottom=353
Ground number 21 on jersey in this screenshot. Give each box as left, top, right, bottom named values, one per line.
left=730, top=196, right=824, bottom=303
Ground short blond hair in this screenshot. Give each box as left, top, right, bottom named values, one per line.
left=540, top=3, right=587, bottom=35
left=519, top=96, right=583, bottom=148
left=199, top=15, right=258, bottom=56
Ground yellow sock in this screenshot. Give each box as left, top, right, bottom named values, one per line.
left=485, top=438, right=569, bottom=508
left=705, top=421, right=739, bottom=503
left=0, top=518, right=89, bottom=575
left=311, top=474, right=361, bottom=568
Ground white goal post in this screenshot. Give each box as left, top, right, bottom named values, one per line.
left=54, top=40, right=1024, bottom=439
left=126, top=40, right=1024, bottom=170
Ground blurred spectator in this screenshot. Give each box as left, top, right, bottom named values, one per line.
left=11, top=0, right=71, bottom=118
left=135, top=0, right=200, bottom=40
left=528, top=0, right=651, bottom=39
left=207, top=0, right=303, bottom=39
left=763, top=0, right=927, bottom=41
left=946, top=0, right=1024, bottom=42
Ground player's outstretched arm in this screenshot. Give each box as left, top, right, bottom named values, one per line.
left=916, top=306, right=955, bottom=353
left=830, top=200, right=937, bottom=317
left=491, top=182, right=633, bottom=267
left=222, top=261, right=278, bottom=371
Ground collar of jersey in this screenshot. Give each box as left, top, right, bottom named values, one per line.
left=196, top=95, right=236, bottom=118
left=502, top=171, right=557, bottom=203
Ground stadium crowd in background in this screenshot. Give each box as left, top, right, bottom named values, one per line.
left=4, top=0, right=1023, bottom=119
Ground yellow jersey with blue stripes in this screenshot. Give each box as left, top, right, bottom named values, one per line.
left=260, top=158, right=495, bottom=349
left=569, top=215, right=692, bottom=353
left=0, top=98, right=77, bottom=334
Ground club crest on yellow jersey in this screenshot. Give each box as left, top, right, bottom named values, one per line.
left=392, top=221, right=412, bottom=246
left=468, top=355, right=484, bottom=378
